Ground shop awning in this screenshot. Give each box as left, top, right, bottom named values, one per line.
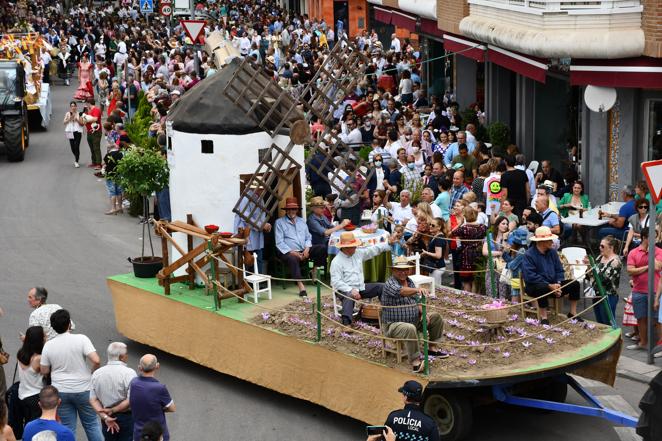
left=390, top=11, right=417, bottom=32
left=570, top=58, right=662, bottom=89
left=442, top=34, right=486, bottom=62
left=420, top=18, right=442, bottom=38
left=373, top=6, right=392, bottom=25
left=487, top=45, right=548, bottom=84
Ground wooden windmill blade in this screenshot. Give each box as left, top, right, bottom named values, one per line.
left=232, top=142, right=302, bottom=231
left=299, top=36, right=369, bottom=123
left=304, top=131, right=375, bottom=200
left=222, top=58, right=304, bottom=136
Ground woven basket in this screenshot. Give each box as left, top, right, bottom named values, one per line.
left=484, top=307, right=508, bottom=324
left=361, top=304, right=380, bottom=320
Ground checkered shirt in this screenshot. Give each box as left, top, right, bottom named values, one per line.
left=381, top=276, right=420, bottom=325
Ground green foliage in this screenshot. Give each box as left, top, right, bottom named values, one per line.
left=358, top=145, right=371, bottom=162
left=460, top=108, right=479, bottom=130
left=487, top=122, right=511, bottom=149
left=126, top=192, right=144, bottom=217
left=115, top=145, right=169, bottom=197
left=124, top=92, right=158, bottom=152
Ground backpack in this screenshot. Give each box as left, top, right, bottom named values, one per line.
left=542, top=209, right=564, bottom=236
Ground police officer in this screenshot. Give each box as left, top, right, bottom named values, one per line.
left=385, top=381, right=440, bottom=441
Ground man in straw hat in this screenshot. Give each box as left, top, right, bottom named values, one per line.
left=330, top=231, right=394, bottom=326
left=381, top=257, right=447, bottom=372
left=522, top=226, right=581, bottom=325
left=307, top=196, right=349, bottom=247
left=275, top=197, right=327, bottom=297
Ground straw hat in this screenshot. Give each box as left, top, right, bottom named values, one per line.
left=391, top=256, right=414, bottom=270
left=336, top=232, right=362, bottom=249
left=283, top=197, right=300, bottom=209
left=308, top=196, right=325, bottom=208
left=529, top=226, right=558, bottom=242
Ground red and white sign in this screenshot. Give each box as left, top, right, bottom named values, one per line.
left=160, top=4, right=172, bottom=16
left=642, top=159, right=662, bottom=204
left=180, top=19, right=205, bottom=44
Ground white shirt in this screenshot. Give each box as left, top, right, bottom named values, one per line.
left=340, top=128, right=363, bottom=146
left=18, top=362, right=44, bottom=400
left=390, top=37, right=401, bottom=53
left=29, top=304, right=75, bottom=340
left=429, top=203, right=442, bottom=219
left=330, top=242, right=390, bottom=293
left=90, top=361, right=137, bottom=407
left=390, top=203, right=413, bottom=224
left=41, top=332, right=96, bottom=393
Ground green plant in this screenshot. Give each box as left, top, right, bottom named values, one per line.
left=358, top=145, right=371, bottom=162
left=115, top=144, right=169, bottom=260
left=115, top=145, right=169, bottom=196
left=487, top=122, right=510, bottom=149
left=460, top=108, right=479, bottom=130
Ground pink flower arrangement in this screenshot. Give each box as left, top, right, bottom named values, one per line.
left=482, top=300, right=506, bottom=310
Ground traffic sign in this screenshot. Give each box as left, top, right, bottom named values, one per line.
left=140, top=0, right=153, bottom=13
left=642, top=159, right=662, bottom=204
left=180, top=19, right=206, bottom=44
left=160, top=4, right=172, bottom=16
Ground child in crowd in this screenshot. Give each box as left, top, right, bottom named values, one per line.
left=504, top=227, right=528, bottom=304
left=390, top=225, right=406, bottom=261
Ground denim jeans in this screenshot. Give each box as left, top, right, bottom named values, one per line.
left=58, top=391, right=103, bottom=441
left=103, top=412, right=134, bottom=441
left=593, top=295, right=619, bottom=325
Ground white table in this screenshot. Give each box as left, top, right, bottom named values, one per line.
left=562, top=215, right=609, bottom=227
left=598, top=201, right=625, bottom=216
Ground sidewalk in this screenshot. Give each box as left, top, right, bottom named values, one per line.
left=617, top=353, right=661, bottom=384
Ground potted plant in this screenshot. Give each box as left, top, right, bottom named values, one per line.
left=115, top=143, right=170, bottom=278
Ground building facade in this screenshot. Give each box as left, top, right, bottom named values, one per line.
left=364, top=0, right=662, bottom=203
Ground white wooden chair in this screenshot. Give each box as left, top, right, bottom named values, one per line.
left=242, top=252, right=272, bottom=303
left=561, top=246, right=589, bottom=308
left=406, top=253, right=435, bottom=294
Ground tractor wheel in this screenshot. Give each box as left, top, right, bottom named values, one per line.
left=4, top=116, right=26, bottom=162
left=637, top=371, right=662, bottom=441
left=423, top=391, right=473, bottom=441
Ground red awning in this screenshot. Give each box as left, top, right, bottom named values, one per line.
left=390, top=11, right=417, bottom=32
left=373, top=6, right=392, bottom=25
left=570, top=57, right=662, bottom=89
left=442, top=34, right=485, bottom=62
left=420, top=18, right=442, bottom=38
left=487, top=46, right=548, bottom=84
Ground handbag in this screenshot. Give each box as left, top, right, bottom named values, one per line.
left=499, top=267, right=512, bottom=285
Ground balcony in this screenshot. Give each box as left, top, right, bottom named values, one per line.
left=459, top=0, right=645, bottom=59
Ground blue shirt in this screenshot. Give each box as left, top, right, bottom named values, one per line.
left=449, top=185, right=468, bottom=209
left=129, top=376, right=173, bottom=441
left=443, top=140, right=476, bottom=166
left=307, top=213, right=332, bottom=245
left=274, top=215, right=312, bottom=254
left=233, top=192, right=267, bottom=251
left=618, top=199, right=636, bottom=230
left=522, top=245, right=565, bottom=286
left=541, top=208, right=560, bottom=229
left=23, top=419, right=75, bottom=441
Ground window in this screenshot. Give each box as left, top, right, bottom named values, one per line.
left=646, top=100, right=662, bottom=161
left=201, top=140, right=213, bottom=154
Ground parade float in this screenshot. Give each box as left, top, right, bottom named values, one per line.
left=0, top=32, right=51, bottom=161
left=108, top=41, right=636, bottom=440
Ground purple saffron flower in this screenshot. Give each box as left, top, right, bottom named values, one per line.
left=561, top=330, right=571, bottom=337
left=585, top=323, right=596, bottom=330
left=545, top=338, right=555, bottom=345
left=468, top=359, right=477, bottom=365
left=261, top=312, right=270, bottom=321
left=503, top=352, right=511, bottom=358
left=536, top=334, right=545, bottom=341
left=521, top=341, right=532, bottom=348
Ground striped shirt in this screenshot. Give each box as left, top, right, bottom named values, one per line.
left=90, top=361, right=137, bottom=407
left=381, top=276, right=420, bottom=325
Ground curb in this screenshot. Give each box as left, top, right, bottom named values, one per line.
left=616, top=369, right=654, bottom=385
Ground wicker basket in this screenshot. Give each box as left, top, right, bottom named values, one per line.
left=361, top=304, right=380, bottom=320
left=484, top=306, right=508, bottom=324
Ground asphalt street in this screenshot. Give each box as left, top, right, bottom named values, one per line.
left=0, top=82, right=648, bottom=441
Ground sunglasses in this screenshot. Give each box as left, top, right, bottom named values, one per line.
left=639, top=206, right=649, bottom=210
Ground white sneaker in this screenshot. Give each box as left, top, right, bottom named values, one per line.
left=654, top=352, right=662, bottom=358
left=627, top=344, right=644, bottom=350
left=74, top=162, right=80, bottom=168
